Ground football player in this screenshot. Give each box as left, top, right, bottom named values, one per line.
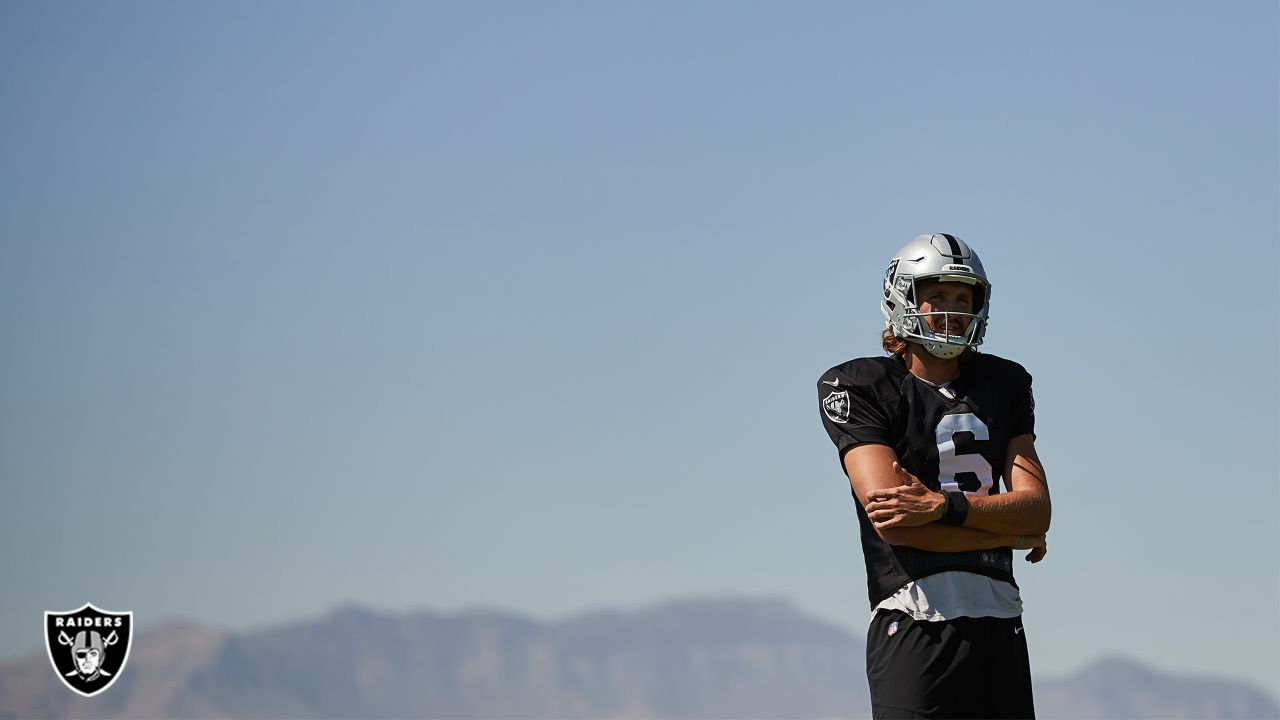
left=817, top=233, right=1051, bottom=719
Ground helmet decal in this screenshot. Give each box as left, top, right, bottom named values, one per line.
left=932, top=233, right=971, bottom=262
left=883, top=258, right=899, bottom=299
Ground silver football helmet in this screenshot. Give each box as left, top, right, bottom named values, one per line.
left=881, top=233, right=991, bottom=359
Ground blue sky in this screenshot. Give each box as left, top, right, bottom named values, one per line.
left=2, top=0, right=1277, bottom=697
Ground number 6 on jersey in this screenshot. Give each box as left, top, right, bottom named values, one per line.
left=935, top=412, right=993, bottom=495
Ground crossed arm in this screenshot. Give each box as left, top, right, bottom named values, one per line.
left=842, top=435, right=1051, bottom=562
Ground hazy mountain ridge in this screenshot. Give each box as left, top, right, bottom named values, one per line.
left=1, top=598, right=1274, bottom=719
left=1035, top=655, right=1279, bottom=720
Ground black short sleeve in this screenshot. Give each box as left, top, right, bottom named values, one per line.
left=817, top=361, right=898, bottom=461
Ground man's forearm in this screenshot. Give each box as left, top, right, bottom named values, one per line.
left=880, top=522, right=1017, bottom=552
left=963, top=491, right=1050, bottom=536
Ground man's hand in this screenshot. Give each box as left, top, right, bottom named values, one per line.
left=1015, top=534, right=1049, bottom=563
left=865, top=462, right=946, bottom=530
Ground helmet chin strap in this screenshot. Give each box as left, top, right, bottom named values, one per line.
left=922, top=340, right=966, bottom=360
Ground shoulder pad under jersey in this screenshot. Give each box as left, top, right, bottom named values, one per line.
left=960, top=352, right=1032, bottom=386
left=818, top=355, right=907, bottom=396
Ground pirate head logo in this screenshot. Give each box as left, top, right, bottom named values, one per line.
left=823, top=390, right=850, bottom=424
left=45, top=603, right=132, bottom=697
left=883, top=258, right=900, bottom=299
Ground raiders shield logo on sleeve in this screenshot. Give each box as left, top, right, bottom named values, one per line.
left=44, top=603, right=133, bottom=697
left=823, top=390, right=851, bottom=424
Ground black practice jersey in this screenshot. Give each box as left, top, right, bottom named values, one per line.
left=817, top=352, right=1036, bottom=607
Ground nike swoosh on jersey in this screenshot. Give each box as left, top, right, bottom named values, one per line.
left=821, top=378, right=840, bottom=387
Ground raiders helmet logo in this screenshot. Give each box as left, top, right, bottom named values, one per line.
left=823, top=390, right=851, bottom=424
left=882, top=259, right=899, bottom=299
left=44, top=603, right=133, bottom=697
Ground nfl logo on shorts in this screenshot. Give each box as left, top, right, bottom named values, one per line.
left=887, top=621, right=899, bottom=637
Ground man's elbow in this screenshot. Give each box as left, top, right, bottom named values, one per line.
left=1028, top=501, right=1052, bottom=535
left=1006, top=490, right=1051, bottom=534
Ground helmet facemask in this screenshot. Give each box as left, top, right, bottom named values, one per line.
left=896, top=276, right=989, bottom=359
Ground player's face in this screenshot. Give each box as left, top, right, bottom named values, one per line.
left=916, top=280, right=975, bottom=337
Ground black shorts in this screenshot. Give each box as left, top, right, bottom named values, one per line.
left=866, top=609, right=1035, bottom=719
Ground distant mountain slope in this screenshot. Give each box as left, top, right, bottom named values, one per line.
left=1036, top=656, right=1279, bottom=720
left=0, top=598, right=1274, bottom=719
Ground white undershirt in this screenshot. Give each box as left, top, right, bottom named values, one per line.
left=873, top=571, right=1023, bottom=621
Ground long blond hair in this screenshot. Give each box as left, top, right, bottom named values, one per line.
left=881, top=328, right=908, bottom=357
